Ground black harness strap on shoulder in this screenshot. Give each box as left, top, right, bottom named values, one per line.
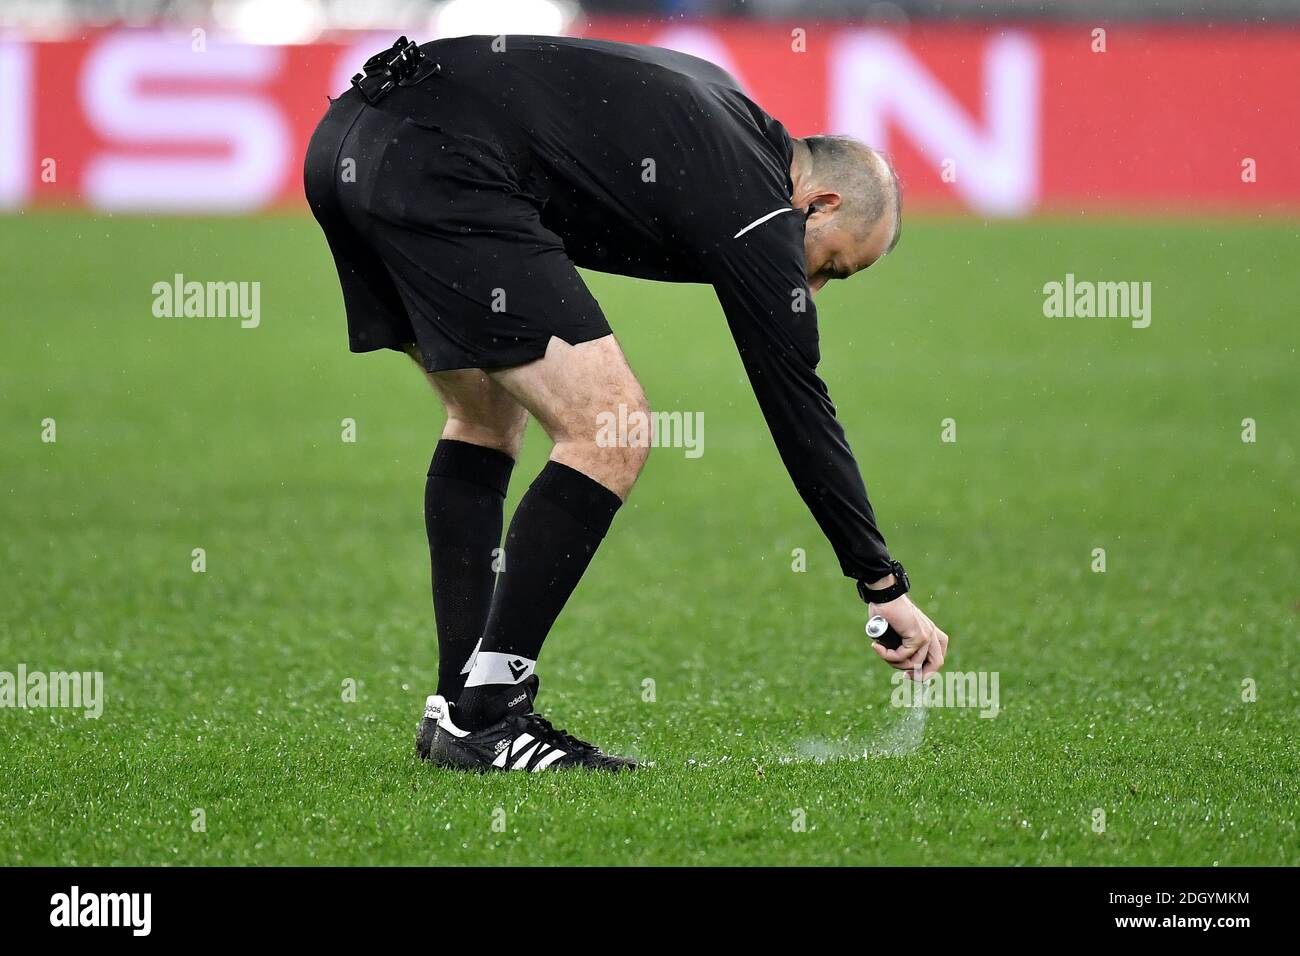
left=350, top=36, right=440, bottom=104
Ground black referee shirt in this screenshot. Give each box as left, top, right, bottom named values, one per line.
left=425, top=35, right=893, bottom=583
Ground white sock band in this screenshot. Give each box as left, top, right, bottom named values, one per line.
left=463, top=651, right=536, bottom=688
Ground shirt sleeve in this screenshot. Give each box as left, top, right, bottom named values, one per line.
left=705, top=208, right=893, bottom=583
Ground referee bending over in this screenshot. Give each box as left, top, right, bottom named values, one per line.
left=305, top=35, right=950, bottom=772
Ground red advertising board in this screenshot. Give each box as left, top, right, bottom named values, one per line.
left=2, top=21, right=1296, bottom=214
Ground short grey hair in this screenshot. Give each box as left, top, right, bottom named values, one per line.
left=803, top=134, right=902, bottom=252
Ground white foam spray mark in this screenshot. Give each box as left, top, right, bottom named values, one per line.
left=783, top=703, right=928, bottom=764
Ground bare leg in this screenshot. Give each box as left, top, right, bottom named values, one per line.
left=408, top=347, right=528, bottom=700
left=406, top=345, right=528, bottom=456
left=454, top=334, right=651, bottom=728
left=487, top=335, right=650, bottom=499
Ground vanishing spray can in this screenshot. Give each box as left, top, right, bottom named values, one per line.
left=866, top=614, right=904, bottom=650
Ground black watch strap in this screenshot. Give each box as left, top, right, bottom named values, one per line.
left=857, top=561, right=910, bottom=604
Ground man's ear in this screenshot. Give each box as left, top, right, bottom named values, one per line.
left=803, top=189, right=842, bottom=223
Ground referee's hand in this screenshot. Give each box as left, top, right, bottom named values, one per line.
left=869, top=593, right=949, bottom=681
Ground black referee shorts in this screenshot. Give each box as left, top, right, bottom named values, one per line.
left=303, top=84, right=610, bottom=372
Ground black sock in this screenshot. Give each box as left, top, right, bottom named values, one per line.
left=425, top=439, right=514, bottom=701
left=456, top=461, right=622, bottom=730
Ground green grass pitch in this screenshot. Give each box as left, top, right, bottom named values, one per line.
left=0, top=212, right=1295, bottom=866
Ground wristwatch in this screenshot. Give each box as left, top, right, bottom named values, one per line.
left=856, top=560, right=910, bottom=605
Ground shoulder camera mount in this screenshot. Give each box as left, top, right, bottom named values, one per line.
left=351, top=36, right=440, bottom=104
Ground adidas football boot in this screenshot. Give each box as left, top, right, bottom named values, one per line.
left=429, top=706, right=635, bottom=772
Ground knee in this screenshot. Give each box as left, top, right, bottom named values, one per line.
left=621, top=395, right=653, bottom=475
left=545, top=393, right=651, bottom=498
left=584, top=391, right=652, bottom=489
left=442, top=405, right=527, bottom=458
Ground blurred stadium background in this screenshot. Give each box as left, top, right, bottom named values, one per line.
left=2, top=0, right=1298, bottom=216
